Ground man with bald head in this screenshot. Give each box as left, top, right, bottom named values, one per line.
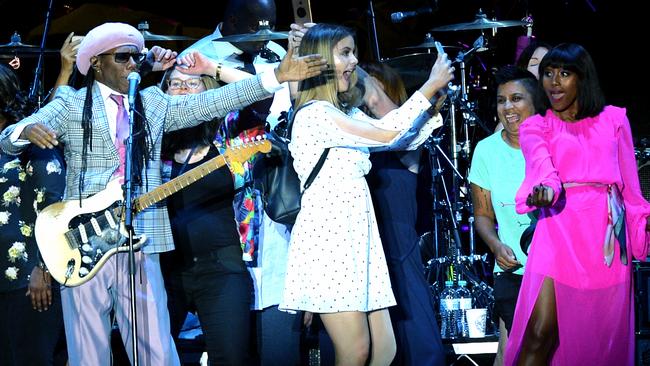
left=0, top=20, right=324, bottom=366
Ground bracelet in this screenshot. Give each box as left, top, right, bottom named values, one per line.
left=214, top=63, right=222, bottom=81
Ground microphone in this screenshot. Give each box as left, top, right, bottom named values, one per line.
left=390, top=7, right=433, bottom=23
left=127, top=72, right=141, bottom=108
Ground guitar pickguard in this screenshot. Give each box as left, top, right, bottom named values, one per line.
left=66, top=202, right=134, bottom=278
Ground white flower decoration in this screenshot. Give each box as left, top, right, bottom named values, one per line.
left=0, top=177, right=7, bottom=183
left=46, top=160, right=62, bottom=175
left=4, top=267, right=18, bottom=281
left=19, top=221, right=33, bottom=237
left=18, top=171, right=26, bottom=181
left=7, top=241, right=28, bottom=263
left=2, top=186, right=20, bottom=206
left=35, top=189, right=45, bottom=203
left=0, top=211, right=10, bottom=225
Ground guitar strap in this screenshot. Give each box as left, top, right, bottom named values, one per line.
left=177, top=145, right=198, bottom=176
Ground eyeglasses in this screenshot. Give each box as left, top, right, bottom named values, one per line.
left=98, top=52, right=146, bottom=64
left=167, top=78, right=203, bottom=90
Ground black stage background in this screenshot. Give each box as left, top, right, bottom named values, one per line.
left=1, top=0, right=647, bottom=137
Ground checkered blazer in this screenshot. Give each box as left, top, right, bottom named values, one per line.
left=0, top=75, right=272, bottom=253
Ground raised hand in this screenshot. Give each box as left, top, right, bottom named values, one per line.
left=146, top=46, right=178, bottom=72
left=175, top=51, right=217, bottom=76
left=419, top=52, right=454, bottom=100
left=288, top=22, right=316, bottom=52
left=61, top=32, right=83, bottom=74
left=274, top=44, right=327, bottom=83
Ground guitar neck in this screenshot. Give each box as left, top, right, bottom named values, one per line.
left=134, top=154, right=228, bottom=213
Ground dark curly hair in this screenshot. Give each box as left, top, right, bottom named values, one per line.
left=0, top=64, right=35, bottom=127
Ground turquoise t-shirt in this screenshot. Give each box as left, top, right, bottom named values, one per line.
left=469, top=131, right=532, bottom=275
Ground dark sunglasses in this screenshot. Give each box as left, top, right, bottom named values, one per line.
left=98, top=52, right=146, bottom=64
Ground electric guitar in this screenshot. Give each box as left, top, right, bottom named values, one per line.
left=35, top=138, right=271, bottom=286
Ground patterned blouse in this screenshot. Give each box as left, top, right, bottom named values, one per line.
left=0, top=146, right=65, bottom=292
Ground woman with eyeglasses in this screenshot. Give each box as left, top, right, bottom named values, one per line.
left=158, top=64, right=261, bottom=365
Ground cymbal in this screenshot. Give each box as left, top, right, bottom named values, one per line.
left=382, top=53, right=438, bottom=91
left=400, top=41, right=461, bottom=50
left=431, top=11, right=527, bottom=32
left=136, top=22, right=195, bottom=42
left=140, top=30, right=196, bottom=42
left=0, top=42, right=58, bottom=56
left=215, top=23, right=288, bottom=43
left=0, top=32, right=58, bottom=56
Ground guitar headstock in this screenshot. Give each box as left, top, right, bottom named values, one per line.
left=223, top=135, right=272, bottom=163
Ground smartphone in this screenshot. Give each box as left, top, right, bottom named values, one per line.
left=292, top=0, right=313, bottom=25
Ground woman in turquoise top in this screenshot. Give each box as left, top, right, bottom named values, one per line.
left=468, top=65, right=547, bottom=365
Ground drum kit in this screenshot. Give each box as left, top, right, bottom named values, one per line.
left=392, top=10, right=531, bottom=333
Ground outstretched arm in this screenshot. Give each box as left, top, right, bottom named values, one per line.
left=176, top=48, right=326, bottom=84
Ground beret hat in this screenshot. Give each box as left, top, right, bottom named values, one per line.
left=76, top=22, right=144, bottom=75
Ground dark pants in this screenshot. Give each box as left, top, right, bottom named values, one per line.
left=493, top=272, right=523, bottom=334
left=254, top=305, right=302, bottom=366
left=0, top=284, right=66, bottom=366
left=162, top=246, right=252, bottom=366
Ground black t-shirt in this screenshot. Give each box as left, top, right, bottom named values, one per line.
left=164, top=145, right=240, bottom=268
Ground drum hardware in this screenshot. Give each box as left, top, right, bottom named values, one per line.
left=367, top=0, right=381, bottom=61
left=430, top=9, right=528, bottom=32
left=398, top=33, right=462, bottom=51
left=137, top=21, right=196, bottom=42
left=0, top=32, right=58, bottom=56
left=214, top=20, right=288, bottom=43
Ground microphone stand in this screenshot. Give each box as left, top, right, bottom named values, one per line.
left=367, top=0, right=381, bottom=61
left=125, top=95, right=139, bottom=366
left=28, top=0, right=55, bottom=107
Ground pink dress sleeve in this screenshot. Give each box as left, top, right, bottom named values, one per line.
left=515, top=113, right=563, bottom=214
left=613, top=106, right=650, bottom=259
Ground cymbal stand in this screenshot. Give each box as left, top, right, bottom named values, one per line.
left=448, top=34, right=492, bottom=257
left=28, top=0, right=55, bottom=108
left=367, top=0, right=381, bottom=61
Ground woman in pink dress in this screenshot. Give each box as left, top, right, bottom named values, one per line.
left=504, top=43, right=650, bottom=365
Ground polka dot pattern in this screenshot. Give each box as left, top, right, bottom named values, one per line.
left=279, top=98, right=433, bottom=313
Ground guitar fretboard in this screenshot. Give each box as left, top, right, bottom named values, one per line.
left=134, top=155, right=228, bottom=212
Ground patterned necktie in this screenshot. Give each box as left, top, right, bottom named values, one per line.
left=109, top=94, right=128, bottom=180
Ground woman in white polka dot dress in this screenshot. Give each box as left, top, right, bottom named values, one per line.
left=280, top=23, right=454, bottom=365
